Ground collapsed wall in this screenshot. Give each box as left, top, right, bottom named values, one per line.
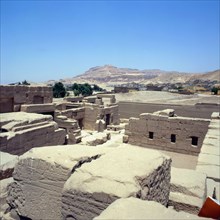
left=6, top=144, right=171, bottom=220
left=124, top=109, right=210, bottom=155
left=79, top=103, right=119, bottom=131
left=0, top=112, right=66, bottom=155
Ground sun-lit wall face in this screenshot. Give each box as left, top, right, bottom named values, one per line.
left=124, top=111, right=210, bottom=156
left=0, top=85, right=53, bottom=113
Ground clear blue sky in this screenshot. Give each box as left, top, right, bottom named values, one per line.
left=1, top=0, right=219, bottom=84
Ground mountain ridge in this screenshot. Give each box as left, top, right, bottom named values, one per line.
left=46, top=65, right=220, bottom=85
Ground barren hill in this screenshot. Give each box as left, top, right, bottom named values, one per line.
left=189, top=69, right=220, bottom=82
left=46, top=65, right=219, bottom=86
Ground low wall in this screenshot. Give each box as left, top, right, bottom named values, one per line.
left=119, top=102, right=220, bottom=119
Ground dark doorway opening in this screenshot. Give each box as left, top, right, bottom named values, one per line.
left=105, top=114, right=110, bottom=128
left=191, top=136, right=198, bottom=146
left=171, top=134, right=176, bottom=143
left=78, top=119, right=83, bottom=129
left=149, top=132, right=154, bottom=139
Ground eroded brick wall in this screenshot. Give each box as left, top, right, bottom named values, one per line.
left=0, top=85, right=52, bottom=113
left=125, top=113, right=210, bottom=155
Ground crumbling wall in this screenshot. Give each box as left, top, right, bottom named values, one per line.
left=0, top=85, right=52, bottom=113
left=83, top=104, right=120, bottom=131
left=0, top=112, right=66, bottom=155
left=196, top=112, right=220, bottom=182
left=124, top=110, right=210, bottom=155
left=55, top=115, right=82, bottom=144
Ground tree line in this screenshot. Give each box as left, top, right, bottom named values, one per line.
left=52, top=82, right=105, bottom=98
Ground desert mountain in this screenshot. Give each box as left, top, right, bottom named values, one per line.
left=188, top=69, right=220, bottom=82
left=47, top=65, right=219, bottom=86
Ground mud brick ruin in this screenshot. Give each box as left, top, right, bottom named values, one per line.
left=0, top=112, right=66, bottom=155
left=0, top=85, right=52, bottom=113
left=0, top=85, right=219, bottom=220
left=124, top=109, right=210, bottom=155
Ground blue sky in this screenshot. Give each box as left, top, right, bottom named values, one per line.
left=1, top=0, right=219, bottom=84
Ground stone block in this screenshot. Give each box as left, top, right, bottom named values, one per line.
left=7, top=145, right=110, bottom=220
left=123, top=135, right=129, bottom=143
left=81, top=132, right=108, bottom=146
left=61, top=145, right=171, bottom=220
left=153, top=109, right=175, bottom=117
left=211, top=112, right=220, bottom=119
left=168, top=192, right=203, bottom=215
left=0, top=112, right=65, bottom=155
left=94, top=198, right=205, bottom=220
left=0, top=152, right=19, bottom=180
left=170, top=168, right=206, bottom=214
left=20, top=103, right=55, bottom=113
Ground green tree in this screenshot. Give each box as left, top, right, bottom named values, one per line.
left=72, top=83, right=79, bottom=91
left=53, top=82, right=66, bottom=98
left=72, top=83, right=93, bottom=96
left=93, top=84, right=103, bottom=91
left=211, top=87, right=219, bottom=95
left=81, top=83, right=93, bottom=96
left=73, top=89, right=81, bottom=96
left=22, top=80, right=30, bottom=85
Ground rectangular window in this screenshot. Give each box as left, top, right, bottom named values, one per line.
left=191, top=136, right=198, bottom=146
left=149, top=132, right=154, bottom=139
left=171, top=134, right=176, bottom=143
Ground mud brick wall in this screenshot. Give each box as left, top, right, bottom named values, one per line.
left=84, top=104, right=100, bottom=130
left=0, top=112, right=66, bottom=155
left=125, top=113, right=210, bottom=155
left=0, top=85, right=52, bottom=113
left=58, top=108, right=85, bottom=120
left=84, top=104, right=120, bottom=130
left=119, top=102, right=220, bottom=119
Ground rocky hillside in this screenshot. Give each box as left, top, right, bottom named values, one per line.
left=188, top=69, right=220, bottom=82
left=47, top=65, right=219, bottom=86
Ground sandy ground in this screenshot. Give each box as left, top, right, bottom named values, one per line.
left=115, top=91, right=220, bottom=105
left=159, top=150, right=197, bottom=170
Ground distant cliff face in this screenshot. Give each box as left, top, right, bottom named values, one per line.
left=72, top=65, right=159, bottom=83
left=46, top=65, right=219, bottom=85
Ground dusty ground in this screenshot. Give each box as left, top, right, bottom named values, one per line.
left=159, top=150, right=198, bottom=170
left=115, top=91, right=220, bottom=105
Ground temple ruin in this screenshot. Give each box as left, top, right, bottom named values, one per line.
left=0, top=84, right=219, bottom=220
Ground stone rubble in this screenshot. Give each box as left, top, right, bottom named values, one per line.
left=94, top=197, right=207, bottom=220
left=0, top=152, right=19, bottom=180
left=169, top=167, right=206, bottom=214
